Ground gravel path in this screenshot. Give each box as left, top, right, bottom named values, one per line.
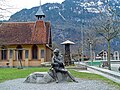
left=0, top=78, right=118, bottom=90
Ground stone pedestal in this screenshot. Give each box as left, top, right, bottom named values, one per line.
left=24, top=71, right=75, bottom=84
left=24, top=72, right=54, bottom=84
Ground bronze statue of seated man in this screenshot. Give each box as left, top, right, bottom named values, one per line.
left=49, top=48, right=78, bottom=83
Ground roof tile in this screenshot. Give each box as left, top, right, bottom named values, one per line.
left=0, top=20, right=50, bottom=45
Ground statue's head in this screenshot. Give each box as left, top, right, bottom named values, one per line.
left=53, top=48, right=59, bottom=56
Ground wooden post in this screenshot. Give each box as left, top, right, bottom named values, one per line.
left=64, top=44, right=71, bottom=65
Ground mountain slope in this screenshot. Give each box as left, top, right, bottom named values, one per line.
left=9, top=0, right=120, bottom=53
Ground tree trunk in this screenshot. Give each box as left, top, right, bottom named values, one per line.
left=107, top=40, right=111, bottom=70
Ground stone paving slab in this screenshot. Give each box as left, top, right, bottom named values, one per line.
left=0, top=78, right=118, bottom=90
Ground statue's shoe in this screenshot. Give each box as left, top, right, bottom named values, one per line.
left=73, top=80, right=78, bottom=83
left=56, top=80, right=59, bottom=83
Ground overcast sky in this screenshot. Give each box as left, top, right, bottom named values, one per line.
left=9, top=0, right=64, bottom=9
left=2, top=0, right=64, bottom=20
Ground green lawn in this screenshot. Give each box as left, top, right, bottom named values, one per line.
left=69, top=70, right=120, bottom=88
left=0, top=67, right=48, bottom=83
left=0, top=67, right=120, bottom=88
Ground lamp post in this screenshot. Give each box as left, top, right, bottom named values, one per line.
left=81, top=22, right=84, bottom=62
left=89, top=41, right=93, bottom=66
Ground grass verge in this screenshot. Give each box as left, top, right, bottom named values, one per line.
left=69, top=69, right=120, bottom=89
left=0, top=68, right=119, bottom=88
left=0, top=67, right=48, bottom=83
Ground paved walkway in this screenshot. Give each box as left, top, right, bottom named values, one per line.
left=0, top=78, right=118, bottom=90
left=75, top=62, right=120, bottom=84
left=87, top=67, right=120, bottom=83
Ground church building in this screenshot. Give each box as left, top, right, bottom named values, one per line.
left=0, top=5, right=52, bottom=67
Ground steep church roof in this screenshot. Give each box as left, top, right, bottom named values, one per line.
left=0, top=21, right=51, bottom=45
left=0, top=1, right=52, bottom=47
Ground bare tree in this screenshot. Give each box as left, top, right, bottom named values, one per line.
left=84, top=29, right=104, bottom=54
left=91, top=0, right=120, bottom=70
left=0, top=0, right=13, bottom=20
left=94, top=15, right=120, bottom=70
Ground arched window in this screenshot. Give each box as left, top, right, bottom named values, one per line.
left=16, top=45, right=23, bottom=60
left=32, top=45, right=38, bottom=59
left=1, top=46, right=7, bottom=60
